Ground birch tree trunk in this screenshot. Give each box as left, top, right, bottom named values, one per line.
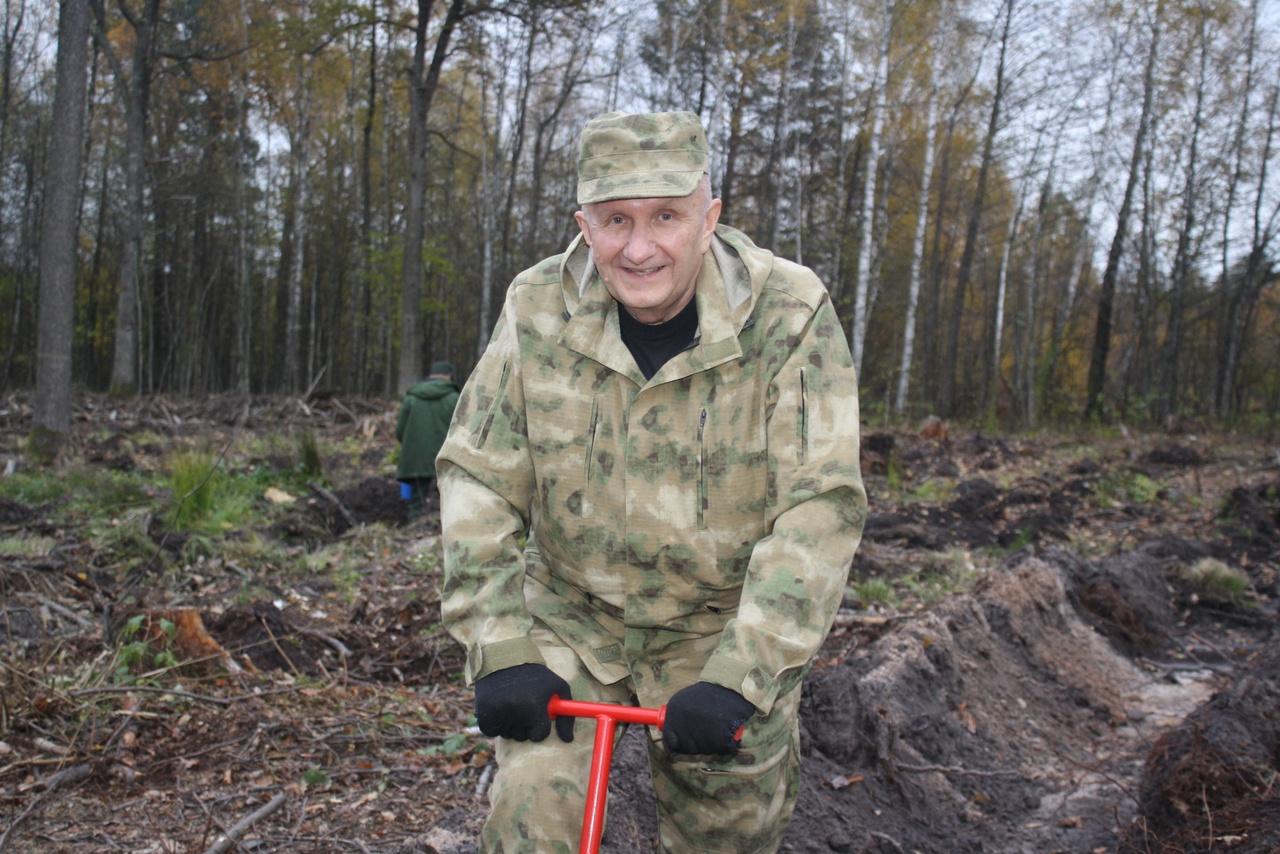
left=894, top=31, right=940, bottom=416
left=850, top=0, right=889, bottom=374
left=283, top=63, right=313, bottom=394
left=940, top=0, right=1013, bottom=416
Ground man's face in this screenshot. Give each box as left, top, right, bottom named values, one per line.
left=574, top=184, right=722, bottom=324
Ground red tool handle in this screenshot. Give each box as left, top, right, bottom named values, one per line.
left=547, top=697, right=665, bottom=854
left=546, top=697, right=744, bottom=854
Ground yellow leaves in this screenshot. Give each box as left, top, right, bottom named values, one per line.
left=264, top=486, right=296, bottom=505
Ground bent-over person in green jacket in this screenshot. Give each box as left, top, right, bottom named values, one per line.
left=395, top=361, right=459, bottom=521
left=438, top=111, right=866, bottom=853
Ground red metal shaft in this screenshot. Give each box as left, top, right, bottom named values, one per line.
left=547, top=697, right=666, bottom=854
left=545, top=696, right=745, bottom=854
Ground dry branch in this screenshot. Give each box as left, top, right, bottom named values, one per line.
left=200, top=791, right=287, bottom=854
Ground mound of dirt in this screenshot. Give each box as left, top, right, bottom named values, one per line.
left=1125, top=643, right=1280, bottom=853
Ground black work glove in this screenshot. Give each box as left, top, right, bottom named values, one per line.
left=662, top=682, right=755, bottom=756
left=474, top=663, right=575, bottom=743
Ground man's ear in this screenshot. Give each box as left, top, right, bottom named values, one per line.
left=574, top=209, right=592, bottom=247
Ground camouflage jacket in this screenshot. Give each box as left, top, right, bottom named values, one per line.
left=438, top=224, right=865, bottom=714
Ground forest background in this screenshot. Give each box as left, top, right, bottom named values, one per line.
left=5, top=0, right=1280, bottom=452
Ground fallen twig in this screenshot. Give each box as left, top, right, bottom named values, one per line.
left=200, top=791, right=287, bottom=854
left=70, top=685, right=232, bottom=706
left=897, top=762, right=1025, bottom=778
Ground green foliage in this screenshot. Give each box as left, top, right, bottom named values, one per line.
left=0, top=536, right=56, bottom=557
left=851, top=578, right=898, bottom=608
left=113, top=615, right=180, bottom=684
left=1091, top=469, right=1163, bottom=506
left=301, top=766, right=331, bottom=790
left=0, top=464, right=155, bottom=516
left=423, top=731, right=469, bottom=758
left=1182, top=558, right=1254, bottom=608
left=298, top=431, right=324, bottom=480
left=167, top=450, right=254, bottom=534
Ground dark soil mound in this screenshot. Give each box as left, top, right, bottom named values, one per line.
left=210, top=602, right=326, bottom=674
left=1124, top=643, right=1280, bottom=853
left=1063, top=547, right=1176, bottom=657
left=1142, top=443, right=1205, bottom=466
left=1219, top=479, right=1280, bottom=564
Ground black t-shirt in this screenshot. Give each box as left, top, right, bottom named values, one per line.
left=618, top=297, right=699, bottom=380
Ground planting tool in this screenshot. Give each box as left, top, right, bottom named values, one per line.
left=546, top=696, right=743, bottom=854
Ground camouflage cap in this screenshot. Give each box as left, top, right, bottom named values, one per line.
left=577, top=111, right=709, bottom=205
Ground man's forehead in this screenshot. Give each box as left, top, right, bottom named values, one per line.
left=585, top=193, right=701, bottom=216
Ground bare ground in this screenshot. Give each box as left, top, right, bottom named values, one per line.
left=1, top=394, right=1277, bottom=853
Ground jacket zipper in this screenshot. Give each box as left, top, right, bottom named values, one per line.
left=697, top=408, right=708, bottom=529
left=799, top=368, right=808, bottom=465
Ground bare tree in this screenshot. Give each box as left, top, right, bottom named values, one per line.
left=1085, top=0, right=1163, bottom=421
left=398, top=0, right=466, bottom=395
left=90, top=0, right=163, bottom=398
left=940, top=0, right=1014, bottom=416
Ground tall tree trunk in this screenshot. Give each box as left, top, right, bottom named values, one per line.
left=1213, top=0, right=1258, bottom=417
left=941, top=0, right=1013, bottom=417
left=397, top=0, right=464, bottom=395
left=352, top=2, right=378, bottom=396
left=1085, top=1, right=1162, bottom=421
left=0, top=0, right=29, bottom=278
left=32, top=0, right=89, bottom=462
left=1220, top=77, right=1280, bottom=417
left=233, top=0, right=252, bottom=395
left=98, top=0, right=162, bottom=398
left=850, top=0, right=889, bottom=373
left=284, top=64, right=314, bottom=394
left=1160, top=11, right=1209, bottom=420
left=895, top=27, right=940, bottom=416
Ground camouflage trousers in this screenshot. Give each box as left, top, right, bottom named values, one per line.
left=480, top=623, right=802, bottom=853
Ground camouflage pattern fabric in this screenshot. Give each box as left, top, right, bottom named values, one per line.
left=576, top=111, right=709, bottom=204
left=439, top=222, right=865, bottom=850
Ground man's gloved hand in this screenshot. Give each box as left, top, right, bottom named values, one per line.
left=662, top=682, right=756, bottom=756
left=474, top=663, right=575, bottom=743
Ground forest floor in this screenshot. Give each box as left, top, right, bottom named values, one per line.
left=0, top=393, right=1278, bottom=853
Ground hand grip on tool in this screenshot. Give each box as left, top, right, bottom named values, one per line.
left=546, top=697, right=744, bottom=854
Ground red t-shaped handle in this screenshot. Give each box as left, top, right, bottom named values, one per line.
left=546, top=697, right=744, bottom=854
left=547, top=697, right=664, bottom=854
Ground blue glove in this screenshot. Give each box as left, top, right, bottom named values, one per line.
left=662, top=682, right=755, bottom=756
left=474, top=663, right=575, bottom=743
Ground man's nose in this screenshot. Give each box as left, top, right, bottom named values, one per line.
left=623, top=222, right=655, bottom=261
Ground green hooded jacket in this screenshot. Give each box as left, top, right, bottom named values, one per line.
left=396, top=377, right=460, bottom=480
left=438, top=225, right=866, bottom=715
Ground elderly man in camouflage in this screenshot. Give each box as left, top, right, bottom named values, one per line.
left=438, top=110, right=865, bottom=853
